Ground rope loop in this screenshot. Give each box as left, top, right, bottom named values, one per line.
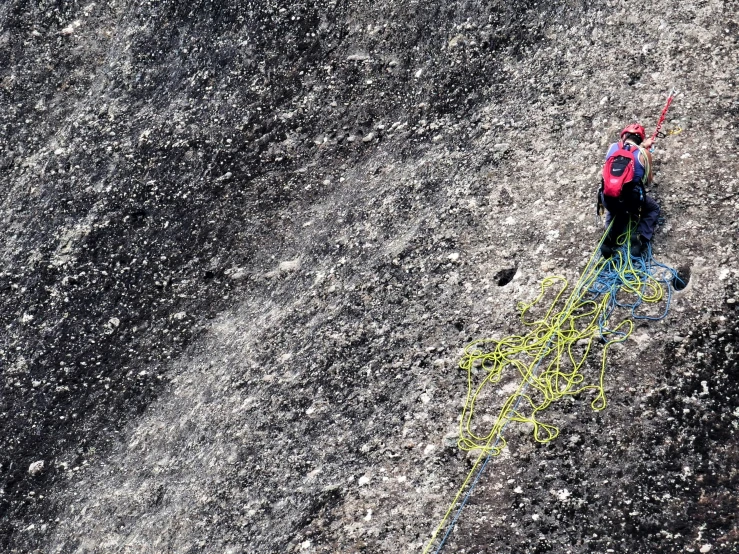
left=425, top=222, right=683, bottom=554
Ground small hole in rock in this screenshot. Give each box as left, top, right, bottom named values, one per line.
left=495, top=267, right=517, bottom=287
left=673, top=265, right=690, bottom=291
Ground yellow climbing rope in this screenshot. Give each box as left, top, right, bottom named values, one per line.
left=424, top=224, right=674, bottom=553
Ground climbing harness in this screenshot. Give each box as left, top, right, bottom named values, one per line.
left=424, top=223, right=683, bottom=554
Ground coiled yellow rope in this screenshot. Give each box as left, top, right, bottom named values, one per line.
left=424, top=224, right=673, bottom=553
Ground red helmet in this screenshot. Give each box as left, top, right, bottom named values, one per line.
left=620, top=124, right=646, bottom=142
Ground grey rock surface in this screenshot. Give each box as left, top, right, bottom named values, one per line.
left=0, top=0, right=738, bottom=553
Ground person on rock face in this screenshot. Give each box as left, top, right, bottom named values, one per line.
left=599, top=123, right=660, bottom=258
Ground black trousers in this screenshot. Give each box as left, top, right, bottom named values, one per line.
left=603, top=193, right=660, bottom=241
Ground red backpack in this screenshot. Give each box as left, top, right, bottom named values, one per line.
left=601, top=141, right=639, bottom=198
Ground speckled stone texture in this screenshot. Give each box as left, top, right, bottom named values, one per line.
left=0, top=0, right=737, bottom=552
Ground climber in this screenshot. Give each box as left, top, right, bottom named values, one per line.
left=599, top=123, right=660, bottom=258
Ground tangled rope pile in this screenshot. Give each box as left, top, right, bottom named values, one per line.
left=424, top=223, right=683, bottom=554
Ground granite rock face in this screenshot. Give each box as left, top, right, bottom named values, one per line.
left=0, top=0, right=737, bottom=552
